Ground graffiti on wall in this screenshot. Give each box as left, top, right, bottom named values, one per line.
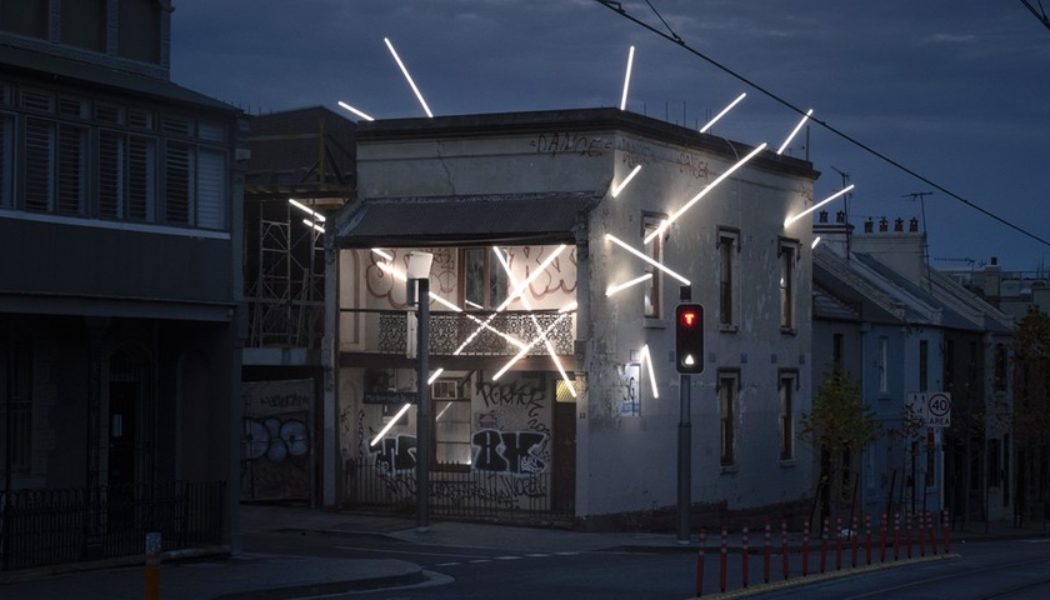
left=472, top=429, right=549, bottom=475
left=364, top=247, right=456, bottom=308
left=242, top=379, right=313, bottom=501
left=370, top=434, right=417, bottom=474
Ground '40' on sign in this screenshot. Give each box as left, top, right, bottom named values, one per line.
left=926, top=392, right=951, bottom=427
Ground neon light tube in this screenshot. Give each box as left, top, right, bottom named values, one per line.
left=302, top=218, right=324, bottom=234
left=384, top=37, right=433, bottom=118
left=494, top=248, right=576, bottom=397
left=606, top=234, right=690, bottom=285
left=464, top=300, right=483, bottom=309
left=337, top=101, right=375, bottom=122
left=435, top=402, right=454, bottom=422
left=370, top=402, right=412, bottom=447
left=611, top=165, right=642, bottom=198
left=492, top=314, right=570, bottom=381
left=453, top=245, right=566, bottom=355
left=427, top=368, right=445, bottom=385
left=371, top=248, right=393, bottom=261
left=699, top=92, right=747, bottom=134
left=605, top=273, right=653, bottom=297
left=784, top=184, right=856, bottom=228
left=776, top=109, right=813, bottom=155
left=558, top=301, right=578, bottom=314
left=289, top=198, right=325, bottom=222
left=620, top=45, right=635, bottom=111
left=644, top=143, right=768, bottom=245
left=811, top=236, right=822, bottom=249
left=641, top=344, right=659, bottom=399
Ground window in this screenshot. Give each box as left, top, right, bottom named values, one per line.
left=779, top=241, right=797, bottom=330
left=56, top=124, right=88, bottom=215
left=643, top=215, right=663, bottom=318
left=779, top=373, right=796, bottom=460
left=0, top=333, right=33, bottom=475
left=879, top=336, right=889, bottom=394
left=0, top=114, right=12, bottom=207
left=461, top=247, right=508, bottom=310
left=23, top=118, right=53, bottom=211
left=433, top=380, right=470, bottom=466
left=61, top=0, right=107, bottom=52
left=100, top=131, right=156, bottom=221
left=196, top=148, right=226, bottom=229
left=994, top=343, right=1007, bottom=392
left=118, top=0, right=162, bottom=64
left=21, top=119, right=87, bottom=215
left=0, top=0, right=48, bottom=39
left=833, top=333, right=843, bottom=370
left=718, top=228, right=739, bottom=328
left=919, top=340, right=929, bottom=393
left=719, top=371, right=739, bottom=467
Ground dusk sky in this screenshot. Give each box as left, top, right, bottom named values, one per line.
left=171, top=1, right=1050, bottom=272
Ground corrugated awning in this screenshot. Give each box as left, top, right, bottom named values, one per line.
left=334, top=191, right=600, bottom=247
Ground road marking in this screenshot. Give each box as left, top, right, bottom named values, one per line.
left=495, top=555, right=522, bottom=560
left=554, top=551, right=580, bottom=556
left=434, top=561, right=460, bottom=566
left=469, top=559, right=492, bottom=564
left=335, top=546, right=491, bottom=559
left=526, top=553, right=550, bottom=557
left=1020, top=539, right=1050, bottom=544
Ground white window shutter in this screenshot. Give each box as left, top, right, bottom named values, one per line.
left=196, top=148, right=225, bottom=229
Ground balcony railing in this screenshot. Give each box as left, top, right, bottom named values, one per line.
left=339, top=309, right=575, bottom=356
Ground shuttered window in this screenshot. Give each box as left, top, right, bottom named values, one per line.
left=164, top=141, right=193, bottom=224
left=23, top=118, right=54, bottom=212
left=100, top=131, right=156, bottom=221
left=56, top=125, right=87, bottom=215
left=0, top=114, right=12, bottom=207
left=99, top=130, right=125, bottom=218
left=127, top=136, right=155, bottom=221
left=196, top=149, right=225, bottom=229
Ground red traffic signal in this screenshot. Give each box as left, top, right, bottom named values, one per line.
left=675, top=304, right=704, bottom=374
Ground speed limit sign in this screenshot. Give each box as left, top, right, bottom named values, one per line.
left=926, top=392, right=951, bottom=427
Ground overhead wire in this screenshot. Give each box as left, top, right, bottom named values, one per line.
left=592, top=0, right=1050, bottom=249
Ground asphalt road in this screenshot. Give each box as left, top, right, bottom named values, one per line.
left=245, top=530, right=1050, bottom=600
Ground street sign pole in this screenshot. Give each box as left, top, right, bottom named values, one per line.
left=675, top=287, right=699, bottom=543
left=678, top=373, right=691, bottom=543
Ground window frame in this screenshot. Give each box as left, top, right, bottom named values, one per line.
left=717, top=226, right=740, bottom=331
left=879, top=336, right=889, bottom=394
left=431, top=378, right=471, bottom=471
left=778, top=237, right=799, bottom=333
left=717, top=368, right=741, bottom=469
left=642, top=213, right=666, bottom=319
left=778, top=369, right=798, bottom=462
left=459, top=247, right=510, bottom=311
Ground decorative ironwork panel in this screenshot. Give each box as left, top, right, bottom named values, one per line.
left=376, top=312, right=573, bottom=356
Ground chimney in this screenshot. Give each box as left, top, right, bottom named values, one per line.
left=836, top=211, right=846, bottom=223
left=894, top=217, right=904, bottom=232
left=864, top=219, right=874, bottom=233
left=991, top=256, right=998, bottom=266
left=879, top=217, right=888, bottom=232
left=819, top=210, right=828, bottom=223
left=908, top=218, right=919, bottom=232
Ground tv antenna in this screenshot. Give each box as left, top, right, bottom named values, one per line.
left=830, top=166, right=852, bottom=257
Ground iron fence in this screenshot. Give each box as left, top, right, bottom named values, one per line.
left=0, top=481, right=226, bottom=571
left=347, top=459, right=552, bottom=520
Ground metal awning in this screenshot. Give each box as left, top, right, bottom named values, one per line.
left=334, top=191, right=600, bottom=247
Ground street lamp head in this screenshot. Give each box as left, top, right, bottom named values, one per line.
left=406, top=251, right=434, bottom=280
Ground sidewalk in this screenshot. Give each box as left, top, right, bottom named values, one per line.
left=3, top=507, right=1047, bottom=599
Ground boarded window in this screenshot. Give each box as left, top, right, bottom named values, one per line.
left=61, top=0, right=107, bottom=52
left=719, top=374, right=738, bottom=467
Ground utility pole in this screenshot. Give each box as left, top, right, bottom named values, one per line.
left=830, top=166, right=851, bottom=258
left=904, top=191, right=935, bottom=290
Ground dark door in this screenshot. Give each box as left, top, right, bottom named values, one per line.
left=552, top=402, right=576, bottom=515
left=108, top=380, right=138, bottom=488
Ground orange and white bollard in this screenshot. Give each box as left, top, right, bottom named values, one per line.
left=918, top=512, right=925, bottom=558
left=943, top=509, right=951, bottom=554
left=879, top=513, right=888, bottom=563
left=720, top=526, right=728, bottom=593
left=893, top=512, right=901, bottom=561
left=763, top=522, right=771, bottom=584
left=865, top=514, right=873, bottom=565
left=696, top=529, right=705, bottom=598
left=741, top=526, right=750, bottom=589
left=906, top=512, right=913, bottom=559
left=145, top=532, right=161, bottom=600
left=835, top=517, right=843, bottom=571
left=802, top=520, right=810, bottom=577
left=781, top=519, right=790, bottom=581
left=851, top=515, right=859, bottom=567
left=820, top=517, right=829, bottom=574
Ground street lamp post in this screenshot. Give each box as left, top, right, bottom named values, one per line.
left=406, top=251, right=434, bottom=532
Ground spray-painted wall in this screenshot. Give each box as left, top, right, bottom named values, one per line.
left=342, top=113, right=818, bottom=518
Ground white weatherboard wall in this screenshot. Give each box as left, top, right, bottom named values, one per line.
left=352, top=117, right=816, bottom=518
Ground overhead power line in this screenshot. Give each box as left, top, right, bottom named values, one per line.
left=1020, top=0, right=1050, bottom=32
left=592, top=0, right=1050, bottom=249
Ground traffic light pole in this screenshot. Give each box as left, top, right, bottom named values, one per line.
left=677, top=374, right=691, bottom=543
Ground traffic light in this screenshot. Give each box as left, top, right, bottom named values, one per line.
left=675, top=304, right=704, bottom=374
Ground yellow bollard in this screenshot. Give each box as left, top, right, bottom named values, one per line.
left=145, top=532, right=161, bottom=600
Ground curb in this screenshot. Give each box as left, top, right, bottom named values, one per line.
left=687, top=553, right=960, bottom=599
left=212, top=566, right=427, bottom=599
left=0, top=545, right=231, bottom=584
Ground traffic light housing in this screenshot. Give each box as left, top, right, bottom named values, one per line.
left=675, top=304, right=704, bottom=374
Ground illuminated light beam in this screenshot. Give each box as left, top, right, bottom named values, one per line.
left=558, top=301, right=577, bottom=313
left=619, top=45, right=635, bottom=111
left=492, top=313, right=571, bottom=381
left=375, top=262, right=527, bottom=348
left=784, top=184, right=856, bottom=228
left=435, top=401, right=454, bottom=422
left=605, top=273, right=653, bottom=297
left=699, top=92, right=747, bottom=134
left=641, top=344, right=659, bottom=399
left=337, top=101, right=375, bottom=122
left=494, top=248, right=576, bottom=398
left=606, top=234, right=690, bottom=286
left=644, top=143, right=768, bottom=245
left=370, top=402, right=411, bottom=447
left=453, top=245, right=567, bottom=355
left=427, top=368, right=445, bottom=385
left=289, top=198, right=325, bottom=222
left=610, top=164, right=642, bottom=198
left=302, top=218, right=325, bottom=234
left=464, top=299, right=483, bottom=309
left=811, top=236, right=822, bottom=250
left=776, top=108, right=813, bottom=156
left=383, top=37, right=434, bottom=118
left=371, top=248, right=393, bottom=261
